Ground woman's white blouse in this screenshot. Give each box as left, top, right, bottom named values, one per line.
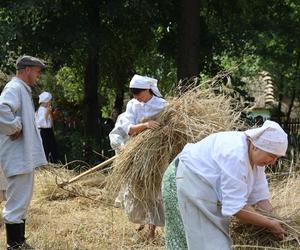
left=109, top=113, right=129, bottom=150
left=179, top=131, right=269, bottom=217
left=36, top=106, right=52, bottom=128
left=121, top=95, right=167, bottom=134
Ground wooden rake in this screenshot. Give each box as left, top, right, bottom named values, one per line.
left=57, top=155, right=117, bottom=187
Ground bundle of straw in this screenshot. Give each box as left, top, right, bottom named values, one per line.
left=107, top=76, right=246, bottom=207
left=231, top=176, right=300, bottom=249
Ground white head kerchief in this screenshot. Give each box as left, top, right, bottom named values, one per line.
left=39, top=91, right=52, bottom=104
left=244, top=120, right=288, bottom=156
left=129, top=74, right=162, bottom=97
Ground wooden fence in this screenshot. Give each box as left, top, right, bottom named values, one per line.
left=276, top=118, right=300, bottom=135
left=274, top=118, right=300, bottom=151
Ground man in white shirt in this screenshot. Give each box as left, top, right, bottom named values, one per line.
left=0, top=55, right=48, bottom=249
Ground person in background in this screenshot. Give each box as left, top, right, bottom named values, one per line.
left=109, top=74, right=167, bottom=239
left=162, top=120, right=288, bottom=250
left=36, top=91, right=59, bottom=163
left=255, top=115, right=264, bottom=126
left=0, top=55, right=48, bottom=249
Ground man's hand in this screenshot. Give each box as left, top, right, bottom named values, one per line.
left=10, top=130, right=22, bottom=140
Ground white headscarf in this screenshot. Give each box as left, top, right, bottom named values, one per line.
left=129, top=74, right=162, bottom=97
left=39, top=91, right=52, bottom=104
left=244, top=120, right=288, bottom=156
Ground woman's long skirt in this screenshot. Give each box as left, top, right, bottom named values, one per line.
left=40, top=128, right=59, bottom=163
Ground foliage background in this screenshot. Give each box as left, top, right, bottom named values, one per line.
left=0, top=0, right=300, bottom=164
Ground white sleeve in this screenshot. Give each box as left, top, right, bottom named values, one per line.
left=215, top=152, right=249, bottom=217
left=247, top=167, right=269, bottom=205
left=122, top=100, right=136, bottom=134
left=109, top=127, right=127, bottom=150
left=220, top=168, right=248, bottom=217
left=109, top=113, right=128, bottom=150
left=0, top=87, right=22, bottom=135
left=35, top=107, right=46, bottom=127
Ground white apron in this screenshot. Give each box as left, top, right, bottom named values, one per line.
left=176, top=159, right=232, bottom=250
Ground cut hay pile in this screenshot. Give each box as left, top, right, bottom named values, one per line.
left=0, top=167, right=165, bottom=249
left=231, top=176, right=300, bottom=249
left=107, top=76, right=246, bottom=207
left=35, top=165, right=107, bottom=202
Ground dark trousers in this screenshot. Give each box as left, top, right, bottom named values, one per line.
left=40, top=128, right=59, bottom=163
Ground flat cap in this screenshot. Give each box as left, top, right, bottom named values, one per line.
left=16, top=55, right=46, bottom=70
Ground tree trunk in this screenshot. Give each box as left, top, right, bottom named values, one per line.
left=112, top=73, right=128, bottom=115
left=285, top=52, right=300, bottom=130
left=113, top=90, right=124, bottom=115
left=112, top=63, right=133, bottom=115
left=285, top=87, right=295, bottom=128
left=83, top=0, right=101, bottom=138
left=83, top=51, right=100, bottom=138
left=177, top=0, right=200, bottom=83
left=277, top=93, right=283, bottom=120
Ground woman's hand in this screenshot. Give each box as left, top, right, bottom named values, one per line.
left=235, top=205, right=286, bottom=240
left=255, top=199, right=273, bottom=213
left=128, top=120, right=160, bottom=136
left=145, top=120, right=160, bottom=129
left=269, top=220, right=287, bottom=240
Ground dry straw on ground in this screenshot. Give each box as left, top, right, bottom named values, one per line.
left=0, top=167, right=165, bottom=250
left=106, top=75, right=246, bottom=208
left=2, top=160, right=299, bottom=249
left=231, top=175, right=300, bottom=249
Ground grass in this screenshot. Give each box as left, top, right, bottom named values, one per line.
left=1, top=162, right=300, bottom=249
left=0, top=167, right=164, bottom=250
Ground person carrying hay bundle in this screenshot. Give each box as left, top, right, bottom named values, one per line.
left=109, top=74, right=167, bottom=239
left=162, top=120, right=288, bottom=250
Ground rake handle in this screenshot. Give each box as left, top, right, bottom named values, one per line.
left=60, top=155, right=117, bottom=187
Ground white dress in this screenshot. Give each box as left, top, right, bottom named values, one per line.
left=110, top=95, right=167, bottom=226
